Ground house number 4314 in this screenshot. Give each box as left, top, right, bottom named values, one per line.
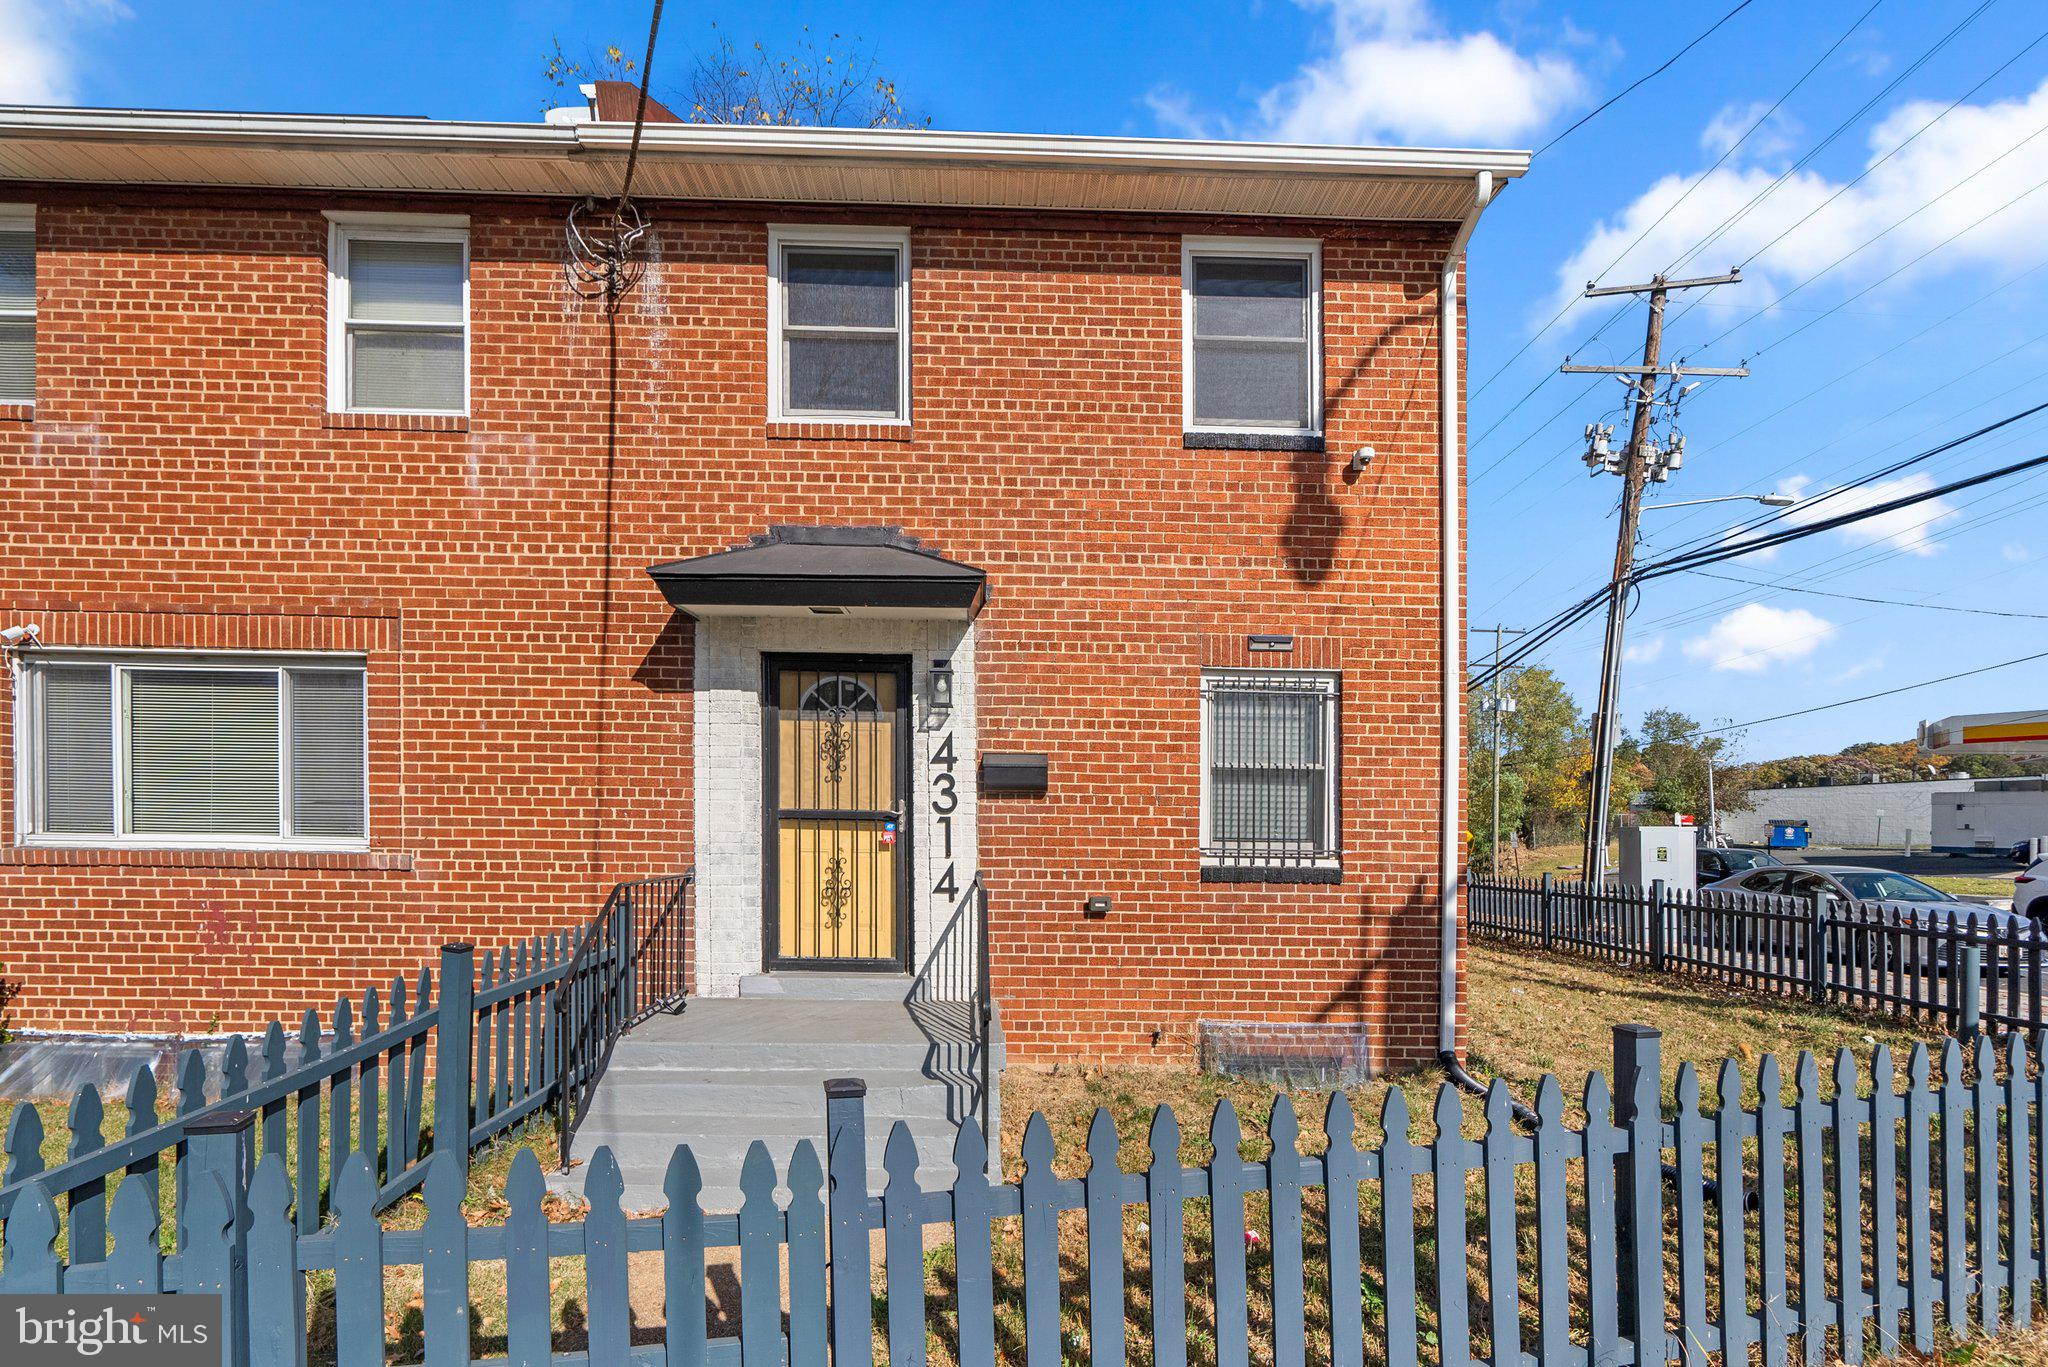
left=930, top=732, right=959, bottom=901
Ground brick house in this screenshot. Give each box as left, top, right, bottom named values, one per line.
left=0, top=98, right=1524, bottom=1074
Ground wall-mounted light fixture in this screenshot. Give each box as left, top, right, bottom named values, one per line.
left=928, top=658, right=954, bottom=711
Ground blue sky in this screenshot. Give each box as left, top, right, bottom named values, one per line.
left=8, top=0, right=2046, bottom=763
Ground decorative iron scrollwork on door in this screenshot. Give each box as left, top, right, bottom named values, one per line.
left=820, top=852, right=854, bottom=929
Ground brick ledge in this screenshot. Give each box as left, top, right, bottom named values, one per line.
left=765, top=421, right=913, bottom=443
left=324, top=411, right=469, bottom=433
left=3, top=846, right=416, bottom=871
left=0, top=402, right=34, bottom=423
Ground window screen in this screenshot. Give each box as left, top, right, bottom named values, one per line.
left=1202, top=671, right=1338, bottom=866
left=0, top=226, right=33, bottom=404
left=1189, top=253, right=1314, bottom=431
left=23, top=658, right=367, bottom=844
left=778, top=244, right=905, bottom=418
left=341, top=235, right=465, bottom=412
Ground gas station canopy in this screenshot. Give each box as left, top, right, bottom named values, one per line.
left=1918, top=711, right=2048, bottom=758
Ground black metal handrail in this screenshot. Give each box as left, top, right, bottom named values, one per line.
left=556, top=870, right=694, bottom=1165
left=906, top=874, right=998, bottom=1158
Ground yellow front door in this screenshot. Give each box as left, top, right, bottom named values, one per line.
left=769, top=660, right=907, bottom=966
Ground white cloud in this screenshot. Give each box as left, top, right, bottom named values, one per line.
left=1623, top=635, right=1664, bottom=664
left=1682, top=602, right=1836, bottom=673
left=2004, top=542, right=2033, bottom=563
left=0, top=0, right=126, bottom=104
left=1700, top=101, right=1797, bottom=160
left=1546, top=75, right=2048, bottom=325
left=1831, top=649, right=1890, bottom=685
left=1150, top=0, right=1584, bottom=147
left=1779, top=472, right=1956, bottom=557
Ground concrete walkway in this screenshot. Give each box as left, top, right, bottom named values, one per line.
left=550, top=983, right=984, bottom=1213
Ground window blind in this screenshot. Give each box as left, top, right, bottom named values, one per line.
left=126, top=670, right=281, bottom=836
left=40, top=664, right=112, bottom=834
left=0, top=227, right=33, bottom=404
left=289, top=669, right=366, bottom=839
left=344, top=236, right=464, bottom=412
left=1191, top=255, right=1311, bottom=430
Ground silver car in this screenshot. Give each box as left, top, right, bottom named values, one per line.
left=1706, top=864, right=2042, bottom=944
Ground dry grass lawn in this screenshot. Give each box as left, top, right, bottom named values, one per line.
left=0, top=943, right=2019, bottom=1365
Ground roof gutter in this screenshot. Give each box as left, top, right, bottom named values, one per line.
left=1439, top=169, right=1497, bottom=1059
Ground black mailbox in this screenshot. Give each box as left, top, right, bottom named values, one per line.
left=980, top=751, right=1049, bottom=795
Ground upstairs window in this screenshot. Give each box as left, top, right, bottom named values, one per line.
left=0, top=207, right=32, bottom=404
left=20, top=655, right=367, bottom=847
left=1200, top=670, right=1339, bottom=871
left=327, top=216, right=468, bottom=414
left=768, top=226, right=910, bottom=423
left=1183, top=238, right=1321, bottom=438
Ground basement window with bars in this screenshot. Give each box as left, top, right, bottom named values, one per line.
left=19, top=656, right=368, bottom=847
left=327, top=217, right=468, bottom=415
left=1199, top=670, right=1340, bottom=879
left=0, top=208, right=32, bottom=405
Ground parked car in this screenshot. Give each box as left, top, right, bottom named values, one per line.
left=1695, top=845, right=1781, bottom=882
left=1705, top=864, right=2038, bottom=944
left=2018, top=857, right=2048, bottom=923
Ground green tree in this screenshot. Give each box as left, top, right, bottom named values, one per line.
left=1468, top=666, right=1591, bottom=867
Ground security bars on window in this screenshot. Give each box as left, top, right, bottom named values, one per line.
left=1200, top=671, right=1339, bottom=869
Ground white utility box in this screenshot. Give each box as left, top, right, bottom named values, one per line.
left=1618, top=824, right=1696, bottom=892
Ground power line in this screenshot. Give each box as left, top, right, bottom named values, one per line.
left=1589, top=1, right=1882, bottom=291
left=1735, top=23, right=2048, bottom=274
left=1469, top=420, right=2048, bottom=691
left=1666, top=0, right=1999, bottom=275
left=1532, top=0, right=1761, bottom=159
left=1702, top=648, right=2048, bottom=735
left=1682, top=569, right=2048, bottom=619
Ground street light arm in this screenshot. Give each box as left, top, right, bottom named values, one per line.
left=1641, top=492, right=1798, bottom=511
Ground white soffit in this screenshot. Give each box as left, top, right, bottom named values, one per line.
left=0, top=107, right=1529, bottom=222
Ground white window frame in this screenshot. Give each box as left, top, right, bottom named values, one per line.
left=13, top=649, right=370, bottom=851
left=1181, top=236, right=1323, bottom=438
left=325, top=210, right=471, bottom=417
left=0, top=203, right=35, bottom=408
left=1197, top=668, right=1340, bottom=867
left=766, top=224, right=911, bottom=425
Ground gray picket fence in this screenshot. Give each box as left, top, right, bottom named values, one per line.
left=0, top=935, right=603, bottom=1247
left=9, top=1022, right=2048, bottom=1367
left=1471, top=874, right=2044, bottom=1034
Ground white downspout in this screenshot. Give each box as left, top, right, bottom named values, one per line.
left=1439, top=170, right=1496, bottom=1059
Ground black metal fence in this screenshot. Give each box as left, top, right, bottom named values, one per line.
left=1472, top=873, right=2044, bottom=1034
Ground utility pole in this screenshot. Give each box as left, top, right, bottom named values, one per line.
left=1475, top=625, right=1527, bottom=876
left=1566, top=271, right=1747, bottom=885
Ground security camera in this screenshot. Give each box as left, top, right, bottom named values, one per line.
left=1, top=624, right=41, bottom=648
left=1349, top=446, right=1376, bottom=474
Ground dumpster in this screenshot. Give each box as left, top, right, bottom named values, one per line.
left=1767, top=819, right=1811, bottom=850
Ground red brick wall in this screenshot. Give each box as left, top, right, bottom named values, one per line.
left=0, top=189, right=1462, bottom=1070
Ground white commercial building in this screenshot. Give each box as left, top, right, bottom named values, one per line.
left=1723, top=776, right=2048, bottom=852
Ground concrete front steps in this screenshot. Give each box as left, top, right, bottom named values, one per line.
left=548, top=984, right=975, bottom=1213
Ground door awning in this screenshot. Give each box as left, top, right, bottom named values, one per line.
left=648, top=525, right=988, bottom=619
